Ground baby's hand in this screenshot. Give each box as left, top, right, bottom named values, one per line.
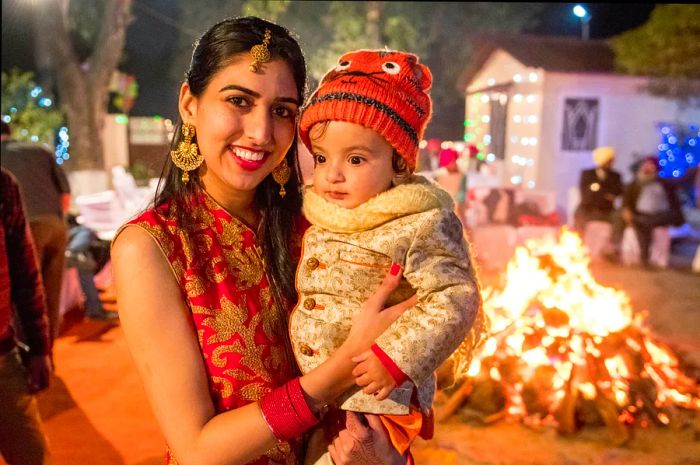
left=351, top=350, right=395, bottom=400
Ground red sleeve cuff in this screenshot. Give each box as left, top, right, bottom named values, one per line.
left=371, top=343, right=409, bottom=386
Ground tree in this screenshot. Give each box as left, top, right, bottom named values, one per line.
left=164, top=2, right=545, bottom=140
left=1, top=69, right=64, bottom=146
left=33, top=0, right=132, bottom=171
left=280, top=2, right=545, bottom=139
left=611, top=4, right=700, bottom=107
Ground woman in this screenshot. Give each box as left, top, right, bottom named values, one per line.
left=112, top=17, right=412, bottom=465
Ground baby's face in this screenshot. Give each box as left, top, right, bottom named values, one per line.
left=309, top=121, right=394, bottom=209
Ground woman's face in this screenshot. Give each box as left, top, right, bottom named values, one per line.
left=179, top=56, right=300, bottom=201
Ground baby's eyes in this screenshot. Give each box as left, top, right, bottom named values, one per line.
left=313, top=154, right=326, bottom=165
left=348, top=156, right=364, bottom=165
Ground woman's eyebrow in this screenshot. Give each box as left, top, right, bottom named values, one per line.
left=219, top=84, right=299, bottom=106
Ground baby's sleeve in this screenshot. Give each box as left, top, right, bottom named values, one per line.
left=374, top=208, right=481, bottom=385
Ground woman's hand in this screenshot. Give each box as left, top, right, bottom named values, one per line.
left=328, top=412, right=406, bottom=465
left=343, top=263, right=417, bottom=355
left=299, top=263, right=416, bottom=408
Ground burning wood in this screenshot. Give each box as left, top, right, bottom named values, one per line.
left=443, top=230, right=700, bottom=441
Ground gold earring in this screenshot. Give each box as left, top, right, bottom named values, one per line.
left=170, top=123, right=203, bottom=183
left=271, top=159, right=290, bottom=198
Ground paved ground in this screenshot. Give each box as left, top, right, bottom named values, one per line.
left=20, top=257, right=700, bottom=465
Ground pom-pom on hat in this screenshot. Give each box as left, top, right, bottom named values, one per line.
left=592, top=146, right=615, bottom=167
left=299, top=49, right=433, bottom=171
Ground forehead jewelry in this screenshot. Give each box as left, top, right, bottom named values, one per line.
left=249, top=29, right=272, bottom=72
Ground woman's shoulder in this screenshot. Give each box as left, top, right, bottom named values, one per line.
left=111, top=201, right=174, bottom=256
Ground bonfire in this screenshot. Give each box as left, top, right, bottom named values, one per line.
left=441, top=229, right=700, bottom=444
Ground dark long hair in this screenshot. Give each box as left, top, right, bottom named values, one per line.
left=153, top=17, right=306, bottom=359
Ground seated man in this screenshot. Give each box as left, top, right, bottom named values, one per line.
left=65, top=215, right=117, bottom=321
left=620, top=156, right=685, bottom=267
left=574, top=146, right=623, bottom=234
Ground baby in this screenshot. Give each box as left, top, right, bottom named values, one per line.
left=291, top=49, right=484, bottom=464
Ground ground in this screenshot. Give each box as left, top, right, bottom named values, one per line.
left=23, top=260, right=700, bottom=465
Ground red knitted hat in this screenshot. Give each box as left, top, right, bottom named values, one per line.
left=299, top=49, right=433, bottom=171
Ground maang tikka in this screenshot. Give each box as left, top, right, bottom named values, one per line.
left=249, top=29, right=272, bottom=72
left=170, top=122, right=203, bottom=183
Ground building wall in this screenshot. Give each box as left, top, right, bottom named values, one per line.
left=540, top=72, right=700, bottom=214
left=466, top=50, right=545, bottom=190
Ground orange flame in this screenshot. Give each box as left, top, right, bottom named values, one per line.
left=453, top=229, right=700, bottom=427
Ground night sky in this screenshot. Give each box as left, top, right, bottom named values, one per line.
left=2, top=2, right=656, bottom=121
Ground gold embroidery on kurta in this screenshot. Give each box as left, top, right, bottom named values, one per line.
left=137, top=221, right=174, bottom=257
left=223, top=247, right=264, bottom=289
left=206, top=255, right=228, bottom=284
left=211, top=376, right=233, bottom=399
left=220, top=217, right=246, bottom=250
left=185, top=273, right=206, bottom=297
left=240, top=382, right=267, bottom=401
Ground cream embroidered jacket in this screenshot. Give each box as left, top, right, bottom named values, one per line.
left=289, top=176, right=482, bottom=415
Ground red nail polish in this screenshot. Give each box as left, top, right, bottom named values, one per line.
left=390, top=262, right=401, bottom=276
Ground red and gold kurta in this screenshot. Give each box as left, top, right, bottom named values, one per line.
left=122, top=190, right=301, bottom=465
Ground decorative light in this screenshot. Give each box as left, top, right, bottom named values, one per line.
left=2, top=115, right=10, bottom=123
left=510, top=175, right=523, bottom=184
left=528, top=115, right=538, bottom=124
left=486, top=153, right=496, bottom=162
left=513, top=74, right=523, bottom=83
left=419, top=140, right=428, bottom=149
left=480, top=94, right=490, bottom=103
left=511, top=136, right=519, bottom=144
left=30, top=86, right=42, bottom=98
left=529, top=72, right=538, bottom=82
left=656, top=122, right=699, bottom=178
left=481, top=115, right=491, bottom=123
left=526, top=95, right=536, bottom=103
left=513, top=115, right=522, bottom=123
left=55, top=126, right=70, bottom=164
left=487, top=78, right=496, bottom=86
left=513, top=94, right=523, bottom=103
left=483, top=134, right=492, bottom=145
left=527, top=180, right=536, bottom=188
left=38, top=98, right=52, bottom=107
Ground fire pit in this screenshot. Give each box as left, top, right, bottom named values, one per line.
left=441, top=230, right=700, bottom=445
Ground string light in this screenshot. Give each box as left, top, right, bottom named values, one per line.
left=657, top=123, right=698, bottom=178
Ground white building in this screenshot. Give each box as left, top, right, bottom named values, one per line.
left=458, top=34, right=700, bottom=216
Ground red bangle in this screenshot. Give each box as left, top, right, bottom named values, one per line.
left=259, top=378, right=320, bottom=442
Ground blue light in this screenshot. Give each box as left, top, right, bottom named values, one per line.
left=573, top=5, right=588, bottom=18
left=38, top=98, right=52, bottom=107
left=1, top=115, right=10, bottom=123
left=30, top=86, right=42, bottom=98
